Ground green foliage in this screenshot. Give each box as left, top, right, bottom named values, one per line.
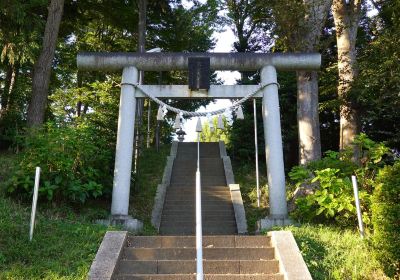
left=295, top=168, right=355, bottom=223
left=353, top=0, right=400, bottom=150
left=130, top=144, right=171, bottom=233
left=372, top=161, right=400, bottom=277
left=277, top=224, right=388, bottom=280
left=232, top=161, right=269, bottom=233
left=291, top=134, right=391, bottom=226
left=200, top=116, right=230, bottom=143
left=6, top=123, right=113, bottom=203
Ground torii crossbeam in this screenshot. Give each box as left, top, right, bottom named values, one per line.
left=77, top=52, right=321, bottom=230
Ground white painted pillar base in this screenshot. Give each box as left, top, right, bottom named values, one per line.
left=111, top=66, right=139, bottom=216
left=260, top=65, right=289, bottom=220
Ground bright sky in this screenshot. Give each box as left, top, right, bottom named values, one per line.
left=176, top=0, right=240, bottom=141
left=180, top=29, right=241, bottom=142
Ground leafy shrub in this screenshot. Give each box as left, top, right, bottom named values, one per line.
left=290, top=134, right=391, bottom=226
left=372, top=161, right=400, bottom=277
left=295, top=168, right=355, bottom=222
left=6, top=122, right=114, bottom=203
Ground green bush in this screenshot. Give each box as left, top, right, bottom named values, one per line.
left=290, top=134, right=391, bottom=226
left=294, top=168, right=355, bottom=223
left=6, top=122, right=114, bottom=203
left=372, top=161, right=400, bottom=277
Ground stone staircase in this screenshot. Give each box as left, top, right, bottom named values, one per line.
left=160, top=142, right=236, bottom=235
left=89, top=142, right=312, bottom=280
left=111, top=142, right=284, bottom=279
left=113, top=235, right=283, bottom=280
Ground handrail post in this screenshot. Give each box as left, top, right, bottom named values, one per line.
left=253, top=98, right=260, bottom=207
left=196, top=131, right=203, bottom=280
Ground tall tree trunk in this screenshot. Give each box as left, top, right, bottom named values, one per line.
left=296, top=0, right=331, bottom=164
left=297, top=71, right=322, bottom=164
left=136, top=0, right=147, bottom=120
left=133, top=0, right=147, bottom=172
left=332, top=0, right=362, bottom=151
left=27, top=0, right=65, bottom=126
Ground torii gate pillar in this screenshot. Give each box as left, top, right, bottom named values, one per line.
left=259, top=65, right=291, bottom=229
left=111, top=66, right=138, bottom=216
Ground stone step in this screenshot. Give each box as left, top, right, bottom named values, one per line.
left=173, top=161, right=224, bottom=167
left=170, top=176, right=227, bottom=186
left=127, top=236, right=272, bottom=249
left=117, top=260, right=280, bottom=274
left=176, top=153, right=220, bottom=158
left=163, top=200, right=234, bottom=207
left=114, top=274, right=284, bottom=280
left=160, top=221, right=236, bottom=229
left=165, top=191, right=230, bottom=197
left=162, top=204, right=234, bottom=212
left=161, top=210, right=235, bottom=217
left=163, top=199, right=232, bottom=204
left=167, top=185, right=229, bottom=191
left=171, top=170, right=225, bottom=177
left=161, top=216, right=236, bottom=223
left=173, top=158, right=224, bottom=165
left=123, top=247, right=274, bottom=261
left=165, top=193, right=231, bottom=200
left=159, top=227, right=237, bottom=235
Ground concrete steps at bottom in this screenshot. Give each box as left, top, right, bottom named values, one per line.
left=117, top=260, right=280, bottom=274
left=114, top=275, right=284, bottom=280
left=112, top=236, right=284, bottom=280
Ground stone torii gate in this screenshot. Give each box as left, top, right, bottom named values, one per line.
left=77, top=52, right=321, bottom=230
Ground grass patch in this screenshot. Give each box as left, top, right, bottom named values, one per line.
left=233, top=161, right=389, bottom=279
left=274, top=224, right=388, bottom=280
left=232, top=162, right=269, bottom=233
left=0, top=144, right=171, bottom=279
left=0, top=196, right=111, bottom=280
left=130, top=144, right=171, bottom=235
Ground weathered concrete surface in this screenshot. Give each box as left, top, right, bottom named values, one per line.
left=219, top=141, right=248, bottom=234
left=161, top=156, right=175, bottom=186
left=268, top=231, right=313, bottom=280
left=261, top=66, right=288, bottom=219
left=150, top=183, right=167, bottom=230
left=229, top=184, right=248, bottom=234
left=135, top=85, right=262, bottom=99
left=77, top=52, right=321, bottom=71
left=219, top=141, right=227, bottom=157
left=170, top=141, right=179, bottom=157
left=111, top=67, right=138, bottom=216
left=257, top=217, right=293, bottom=231
left=151, top=142, right=177, bottom=230
left=113, top=235, right=285, bottom=279
left=88, top=231, right=127, bottom=280
left=221, top=156, right=235, bottom=185
left=96, top=216, right=143, bottom=233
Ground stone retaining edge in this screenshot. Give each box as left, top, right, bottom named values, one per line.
left=151, top=141, right=177, bottom=230
left=268, top=231, right=313, bottom=280
left=88, top=231, right=127, bottom=280
left=219, top=141, right=248, bottom=234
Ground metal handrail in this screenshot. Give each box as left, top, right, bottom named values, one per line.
left=196, top=133, right=203, bottom=280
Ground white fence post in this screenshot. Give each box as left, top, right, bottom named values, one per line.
left=351, top=175, right=365, bottom=238
left=29, top=167, right=41, bottom=241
